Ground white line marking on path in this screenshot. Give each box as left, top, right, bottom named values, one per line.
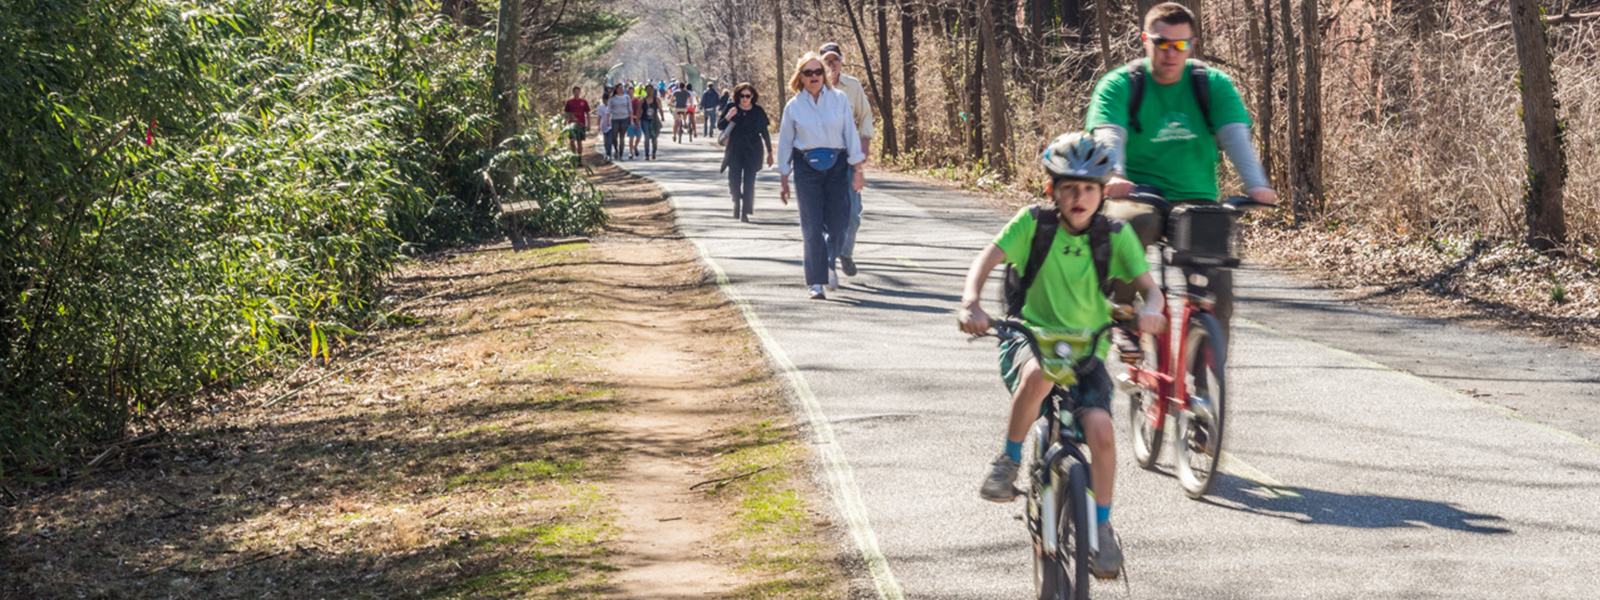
left=1238, top=317, right=1600, bottom=453
left=1221, top=452, right=1302, bottom=498
left=657, top=187, right=907, bottom=600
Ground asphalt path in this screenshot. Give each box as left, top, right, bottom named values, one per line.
left=613, top=136, right=1600, bottom=599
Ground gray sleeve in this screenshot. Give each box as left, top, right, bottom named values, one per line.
left=1091, top=124, right=1128, bottom=176
left=1216, top=122, right=1270, bottom=191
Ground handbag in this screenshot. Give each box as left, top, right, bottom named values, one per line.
left=803, top=148, right=840, bottom=171
left=717, top=120, right=734, bottom=147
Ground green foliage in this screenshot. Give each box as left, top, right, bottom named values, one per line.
left=0, top=0, right=612, bottom=475
left=508, top=119, right=610, bottom=236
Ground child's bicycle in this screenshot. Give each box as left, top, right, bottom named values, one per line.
left=983, top=320, right=1116, bottom=600
left=1111, top=192, right=1267, bottom=498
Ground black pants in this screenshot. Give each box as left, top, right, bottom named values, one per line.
left=727, top=146, right=761, bottom=216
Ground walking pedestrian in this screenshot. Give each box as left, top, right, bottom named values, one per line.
left=596, top=88, right=613, bottom=161
left=776, top=52, right=867, bottom=300
left=607, top=83, right=633, bottom=160
left=701, top=82, right=723, bottom=137
left=639, top=85, right=665, bottom=160
left=718, top=82, right=774, bottom=223
left=819, top=44, right=875, bottom=278
left=562, top=86, right=591, bottom=156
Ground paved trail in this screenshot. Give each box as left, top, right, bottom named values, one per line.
left=616, top=139, right=1600, bottom=600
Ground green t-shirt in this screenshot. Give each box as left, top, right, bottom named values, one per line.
left=1085, top=60, right=1251, bottom=201
left=993, top=207, right=1150, bottom=333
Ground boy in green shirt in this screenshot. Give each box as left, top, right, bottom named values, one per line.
left=958, top=132, right=1165, bottom=578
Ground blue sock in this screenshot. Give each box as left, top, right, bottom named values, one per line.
left=1097, top=504, right=1112, bottom=524
left=1004, top=440, right=1023, bottom=463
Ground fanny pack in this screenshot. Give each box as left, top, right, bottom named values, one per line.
left=803, top=148, right=841, bottom=171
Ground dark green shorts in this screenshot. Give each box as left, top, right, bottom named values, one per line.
left=999, top=337, right=1113, bottom=414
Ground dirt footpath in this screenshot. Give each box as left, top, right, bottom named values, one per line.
left=587, top=155, right=844, bottom=599
left=0, top=154, right=842, bottom=599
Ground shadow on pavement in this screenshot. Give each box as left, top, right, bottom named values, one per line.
left=1203, top=474, right=1512, bottom=534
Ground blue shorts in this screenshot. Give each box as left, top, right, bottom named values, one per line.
left=998, top=337, right=1113, bottom=415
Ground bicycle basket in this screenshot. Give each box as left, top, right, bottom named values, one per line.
left=1032, top=327, right=1100, bottom=386
left=1168, top=204, right=1241, bottom=268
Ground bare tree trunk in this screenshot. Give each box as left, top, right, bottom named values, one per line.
left=1299, top=0, right=1324, bottom=215
left=1136, top=0, right=1158, bottom=27
left=1097, top=0, right=1113, bottom=71
left=1279, top=0, right=1303, bottom=222
left=876, top=0, right=900, bottom=157
left=1510, top=0, right=1568, bottom=249
left=977, top=0, right=1011, bottom=178
left=775, top=0, right=786, bottom=109
left=1255, top=0, right=1276, bottom=186
left=1028, top=0, right=1045, bottom=103
left=840, top=0, right=889, bottom=158
left=900, top=0, right=919, bottom=156
left=966, top=5, right=986, bottom=163
left=492, top=0, right=522, bottom=201
left=934, top=5, right=963, bottom=153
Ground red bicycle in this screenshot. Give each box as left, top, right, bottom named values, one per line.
left=1113, top=193, right=1263, bottom=498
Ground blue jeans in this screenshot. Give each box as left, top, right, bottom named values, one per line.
left=642, top=119, right=660, bottom=157
left=792, top=152, right=851, bottom=286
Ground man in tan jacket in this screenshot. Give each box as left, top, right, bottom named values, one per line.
left=820, top=43, right=874, bottom=277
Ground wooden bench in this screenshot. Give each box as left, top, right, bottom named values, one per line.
left=500, top=200, right=541, bottom=249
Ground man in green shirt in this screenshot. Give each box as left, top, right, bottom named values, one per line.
left=959, top=132, right=1166, bottom=579
left=1086, top=2, right=1277, bottom=338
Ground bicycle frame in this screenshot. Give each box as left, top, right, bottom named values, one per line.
left=991, top=321, right=1109, bottom=563
left=1124, top=250, right=1217, bottom=435
left=1113, top=192, right=1249, bottom=442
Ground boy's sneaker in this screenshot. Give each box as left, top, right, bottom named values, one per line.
left=840, top=256, right=858, bottom=276
left=1089, top=522, right=1123, bottom=579
left=808, top=285, right=826, bottom=300
left=826, top=269, right=839, bottom=291
left=979, top=453, right=1020, bottom=503
left=1112, top=326, right=1142, bottom=364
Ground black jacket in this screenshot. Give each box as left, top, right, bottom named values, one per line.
left=717, top=104, right=772, bottom=172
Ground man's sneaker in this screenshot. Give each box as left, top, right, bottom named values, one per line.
left=1089, top=522, right=1123, bottom=579
left=826, top=269, right=839, bottom=291
left=840, top=256, right=858, bottom=277
left=1111, top=326, right=1143, bottom=364
left=809, top=285, right=826, bottom=300
left=979, top=453, right=1020, bottom=503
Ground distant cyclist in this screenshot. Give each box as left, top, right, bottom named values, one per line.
left=1087, top=2, right=1277, bottom=345
left=957, top=132, right=1166, bottom=579
left=673, top=82, right=695, bottom=143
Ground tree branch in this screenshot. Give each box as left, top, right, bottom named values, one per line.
left=1446, top=10, right=1600, bottom=39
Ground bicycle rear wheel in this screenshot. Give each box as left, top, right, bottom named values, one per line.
left=1175, top=313, right=1227, bottom=498
left=1126, top=332, right=1164, bottom=470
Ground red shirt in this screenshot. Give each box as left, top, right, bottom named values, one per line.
left=564, top=98, right=590, bottom=126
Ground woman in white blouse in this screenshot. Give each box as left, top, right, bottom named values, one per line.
left=777, top=52, right=867, bottom=300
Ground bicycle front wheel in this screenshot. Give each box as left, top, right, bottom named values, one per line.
left=1125, top=332, right=1164, bottom=470
left=1175, top=313, right=1227, bottom=498
left=1033, top=459, right=1091, bottom=600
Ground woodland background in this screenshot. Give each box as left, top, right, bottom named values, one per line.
left=597, top=0, right=1599, bottom=248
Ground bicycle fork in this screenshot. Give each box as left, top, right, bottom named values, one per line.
left=1036, top=441, right=1097, bottom=557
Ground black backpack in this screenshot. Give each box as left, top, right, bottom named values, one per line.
left=1002, top=205, right=1123, bottom=318
left=1125, top=58, right=1213, bottom=135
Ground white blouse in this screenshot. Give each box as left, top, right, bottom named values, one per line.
left=775, top=86, right=867, bottom=176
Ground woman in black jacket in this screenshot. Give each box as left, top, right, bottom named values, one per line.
left=717, top=82, right=773, bottom=222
